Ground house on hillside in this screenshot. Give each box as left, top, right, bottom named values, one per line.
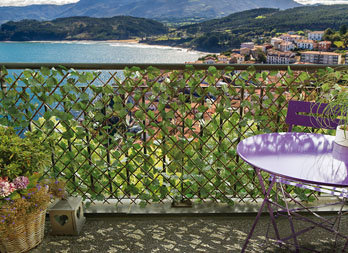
left=254, top=45, right=267, bottom=53
left=266, top=50, right=296, bottom=64
left=280, top=34, right=292, bottom=42
left=308, top=31, right=324, bottom=41
left=263, top=43, right=273, bottom=51
left=280, top=34, right=303, bottom=43
left=279, top=41, right=295, bottom=52
left=217, top=55, right=229, bottom=63
left=251, top=45, right=267, bottom=59
left=240, top=42, right=254, bottom=49
left=318, top=41, right=332, bottom=51
left=300, top=51, right=341, bottom=64
left=240, top=47, right=251, bottom=56
left=204, top=56, right=216, bottom=64
left=230, top=53, right=245, bottom=64
left=296, top=40, right=315, bottom=50
left=271, top=37, right=283, bottom=48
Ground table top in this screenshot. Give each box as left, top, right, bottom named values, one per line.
left=237, top=132, right=348, bottom=187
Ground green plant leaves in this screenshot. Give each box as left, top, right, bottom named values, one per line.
left=0, top=65, right=333, bottom=206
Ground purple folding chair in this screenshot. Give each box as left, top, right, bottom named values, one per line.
left=286, top=100, right=340, bottom=132
left=279, top=100, right=345, bottom=197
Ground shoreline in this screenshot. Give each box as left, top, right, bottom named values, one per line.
left=0, top=39, right=211, bottom=54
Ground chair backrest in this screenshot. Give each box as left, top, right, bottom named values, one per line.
left=285, top=100, right=341, bottom=132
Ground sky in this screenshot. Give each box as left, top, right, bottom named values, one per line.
left=0, top=0, right=79, bottom=6
left=0, top=0, right=348, bottom=6
left=296, top=0, right=348, bottom=4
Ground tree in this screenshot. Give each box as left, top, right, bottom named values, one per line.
left=340, top=25, right=347, bottom=35
left=324, top=28, right=334, bottom=36
left=256, top=50, right=266, bottom=63
left=343, top=33, right=348, bottom=48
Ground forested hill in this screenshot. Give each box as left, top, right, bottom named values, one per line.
left=0, top=16, right=168, bottom=41
left=172, top=5, right=348, bottom=51
left=0, top=0, right=301, bottom=24
left=2, top=5, right=348, bottom=52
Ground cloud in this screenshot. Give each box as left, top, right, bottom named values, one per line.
left=295, top=0, right=348, bottom=4
left=0, top=0, right=79, bottom=7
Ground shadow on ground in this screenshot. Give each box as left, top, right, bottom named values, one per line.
left=30, top=214, right=347, bottom=252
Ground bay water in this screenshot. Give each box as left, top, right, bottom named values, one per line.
left=0, top=41, right=205, bottom=125
left=0, top=41, right=204, bottom=63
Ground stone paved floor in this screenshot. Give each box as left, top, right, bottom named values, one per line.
left=28, top=214, right=348, bottom=253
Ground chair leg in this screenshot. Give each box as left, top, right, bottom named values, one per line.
left=334, top=197, right=346, bottom=249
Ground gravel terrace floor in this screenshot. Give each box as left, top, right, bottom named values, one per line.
left=29, top=213, right=348, bottom=253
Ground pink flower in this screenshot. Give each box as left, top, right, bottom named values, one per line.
left=0, top=178, right=15, bottom=198
left=12, top=176, right=29, bottom=190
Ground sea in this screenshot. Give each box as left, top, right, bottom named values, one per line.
left=0, top=41, right=205, bottom=63
left=0, top=41, right=205, bottom=125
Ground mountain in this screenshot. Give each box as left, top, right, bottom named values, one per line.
left=2, top=4, right=348, bottom=52
left=0, top=16, right=168, bottom=41
left=0, top=0, right=301, bottom=23
left=0, top=4, right=73, bottom=24
left=165, top=4, right=348, bottom=51
left=56, top=0, right=301, bottom=21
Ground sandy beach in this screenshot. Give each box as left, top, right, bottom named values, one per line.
left=105, top=39, right=140, bottom=43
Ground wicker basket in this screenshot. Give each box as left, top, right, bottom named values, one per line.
left=0, top=209, right=46, bottom=253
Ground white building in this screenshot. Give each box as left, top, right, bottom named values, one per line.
left=296, top=40, right=315, bottom=50
left=240, top=42, right=254, bottom=49
left=308, top=31, right=324, bottom=41
left=300, top=51, right=341, bottom=64
left=217, top=55, right=229, bottom=63
left=271, top=37, right=284, bottom=47
left=279, top=42, right=295, bottom=52
left=230, top=53, right=245, bottom=64
left=267, top=50, right=296, bottom=64
left=280, top=34, right=303, bottom=43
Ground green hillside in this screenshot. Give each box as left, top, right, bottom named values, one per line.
left=0, top=16, right=168, bottom=41
left=2, top=5, right=348, bottom=52
left=166, top=5, right=348, bottom=51
left=0, top=0, right=301, bottom=24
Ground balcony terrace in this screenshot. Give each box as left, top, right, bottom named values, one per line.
left=0, top=63, right=347, bottom=252
left=29, top=212, right=348, bottom=252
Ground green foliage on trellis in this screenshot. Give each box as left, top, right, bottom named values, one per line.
left=0, top=65, right=333, bottom=205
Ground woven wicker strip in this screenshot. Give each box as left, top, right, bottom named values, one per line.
left=0, top=209, right=46, bottom=253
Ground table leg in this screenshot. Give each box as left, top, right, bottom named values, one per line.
left=241, top=168, right=279, bottom=252
left=256, top=170, right=281, bottom=241
left=279, top=181, right=299, bottom=252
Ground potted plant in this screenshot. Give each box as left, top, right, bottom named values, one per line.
left=318, top=68, right=348, bottom=147
left=0, top=126, right=65, bottom=253
left=331, top=88, right=348, bottom=147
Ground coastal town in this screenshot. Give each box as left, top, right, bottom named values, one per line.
left=194, top=30, right=348, bottom=65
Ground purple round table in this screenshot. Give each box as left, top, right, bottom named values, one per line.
left=237, top=132, right=348, bottom=187
left=237, top=132, right=348, bottom=252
